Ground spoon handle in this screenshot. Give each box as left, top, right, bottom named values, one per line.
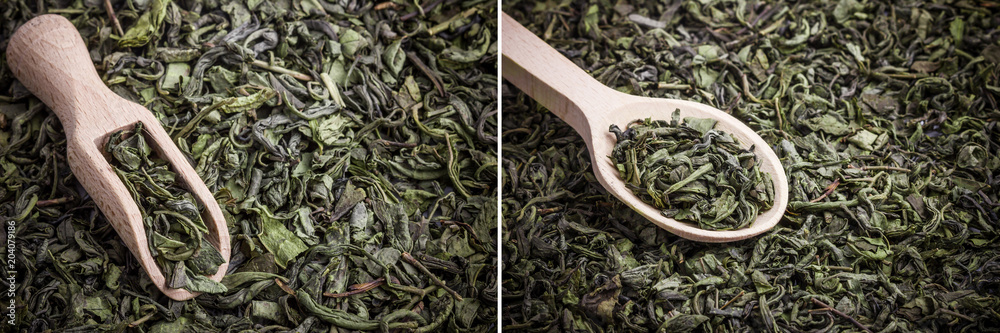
left=5, top=15, right=116, bottom=138
left=501, top=12, right=620, bottom=137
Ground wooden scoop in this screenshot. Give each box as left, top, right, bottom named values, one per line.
left=6, top=15, right=230, bottom=300
left=502, top=13, right=789, bottom=242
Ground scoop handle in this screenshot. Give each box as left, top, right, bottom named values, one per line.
left=501, top=12, right=621, bottom=140
left=6, top=14, right=113, bottom=137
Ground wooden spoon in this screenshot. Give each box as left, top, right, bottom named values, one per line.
left=6, top=14, right=230, bottom=300
left=502, top=13, right=789, bottom=242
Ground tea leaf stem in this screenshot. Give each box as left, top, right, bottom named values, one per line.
left=375, top=139, right=418, bottom=148
left=720, top=290, right=744, bottom=310
left=859, top=166, right=911, bottom=173
left=401, top=0, right=445, bottom=21
left=402, top=252, right=463, bottom=301
left=128, top=311, right=156, bottom=327
left=939, top=308, right=974, bottom=321
left=324, top=277, right=386, bottom=298
left=174, top=99, right=232, bottom=140
left=825, top=266, right=854, bottom=271
left=45, top=8, right=86, bottom=14
left=866, top=71, right=928, bottom=80
left=103, top=0, right=124, bottom=36
left=789, top=192, right=888, bottom=211
left=810, top=298, right=872, bottom=333
left=536, top=207, right=562, bottom=214
left=657, top=82, right=691, bottom=90
left=35, top=196, right=73, bottom=207
left=428, top=8, right=477, bottom=36
left=406, top=52, right=445, bottom=96
left=250, top=59, right=312, bottom=81
left=809, top=179, right=840, bottom=203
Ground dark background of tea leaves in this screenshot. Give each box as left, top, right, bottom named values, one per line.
left=503, top=0, right=999, bottom=332
left=0, top=0, right=497, bottom=331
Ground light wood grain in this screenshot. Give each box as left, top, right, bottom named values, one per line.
left=6, top=14, right=230, bottom=300
left=502, top=12, right=789, bottom=242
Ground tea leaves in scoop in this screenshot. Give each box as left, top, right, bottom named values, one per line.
left=610, top=109, right=773, bottom=230
left=106, top=122, right=226, bottom=293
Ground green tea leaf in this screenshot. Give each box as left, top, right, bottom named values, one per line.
left=256, top=208, right=307, bottom=268
left=119, top=0, right=170, bottom=47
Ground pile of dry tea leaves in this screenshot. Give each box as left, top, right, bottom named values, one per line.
left=610, top=110, right=773, bottom=230
left=1, top=0, right=497, bottom=331
left=503, top=0, right=999, bottom=332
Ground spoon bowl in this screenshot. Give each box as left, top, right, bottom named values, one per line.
left=502, top=12, right=788, bottom=242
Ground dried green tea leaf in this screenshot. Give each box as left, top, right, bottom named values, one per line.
left=256, top=207, right=307, bottom=269
left=119, top=0, right=170, bottom=47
